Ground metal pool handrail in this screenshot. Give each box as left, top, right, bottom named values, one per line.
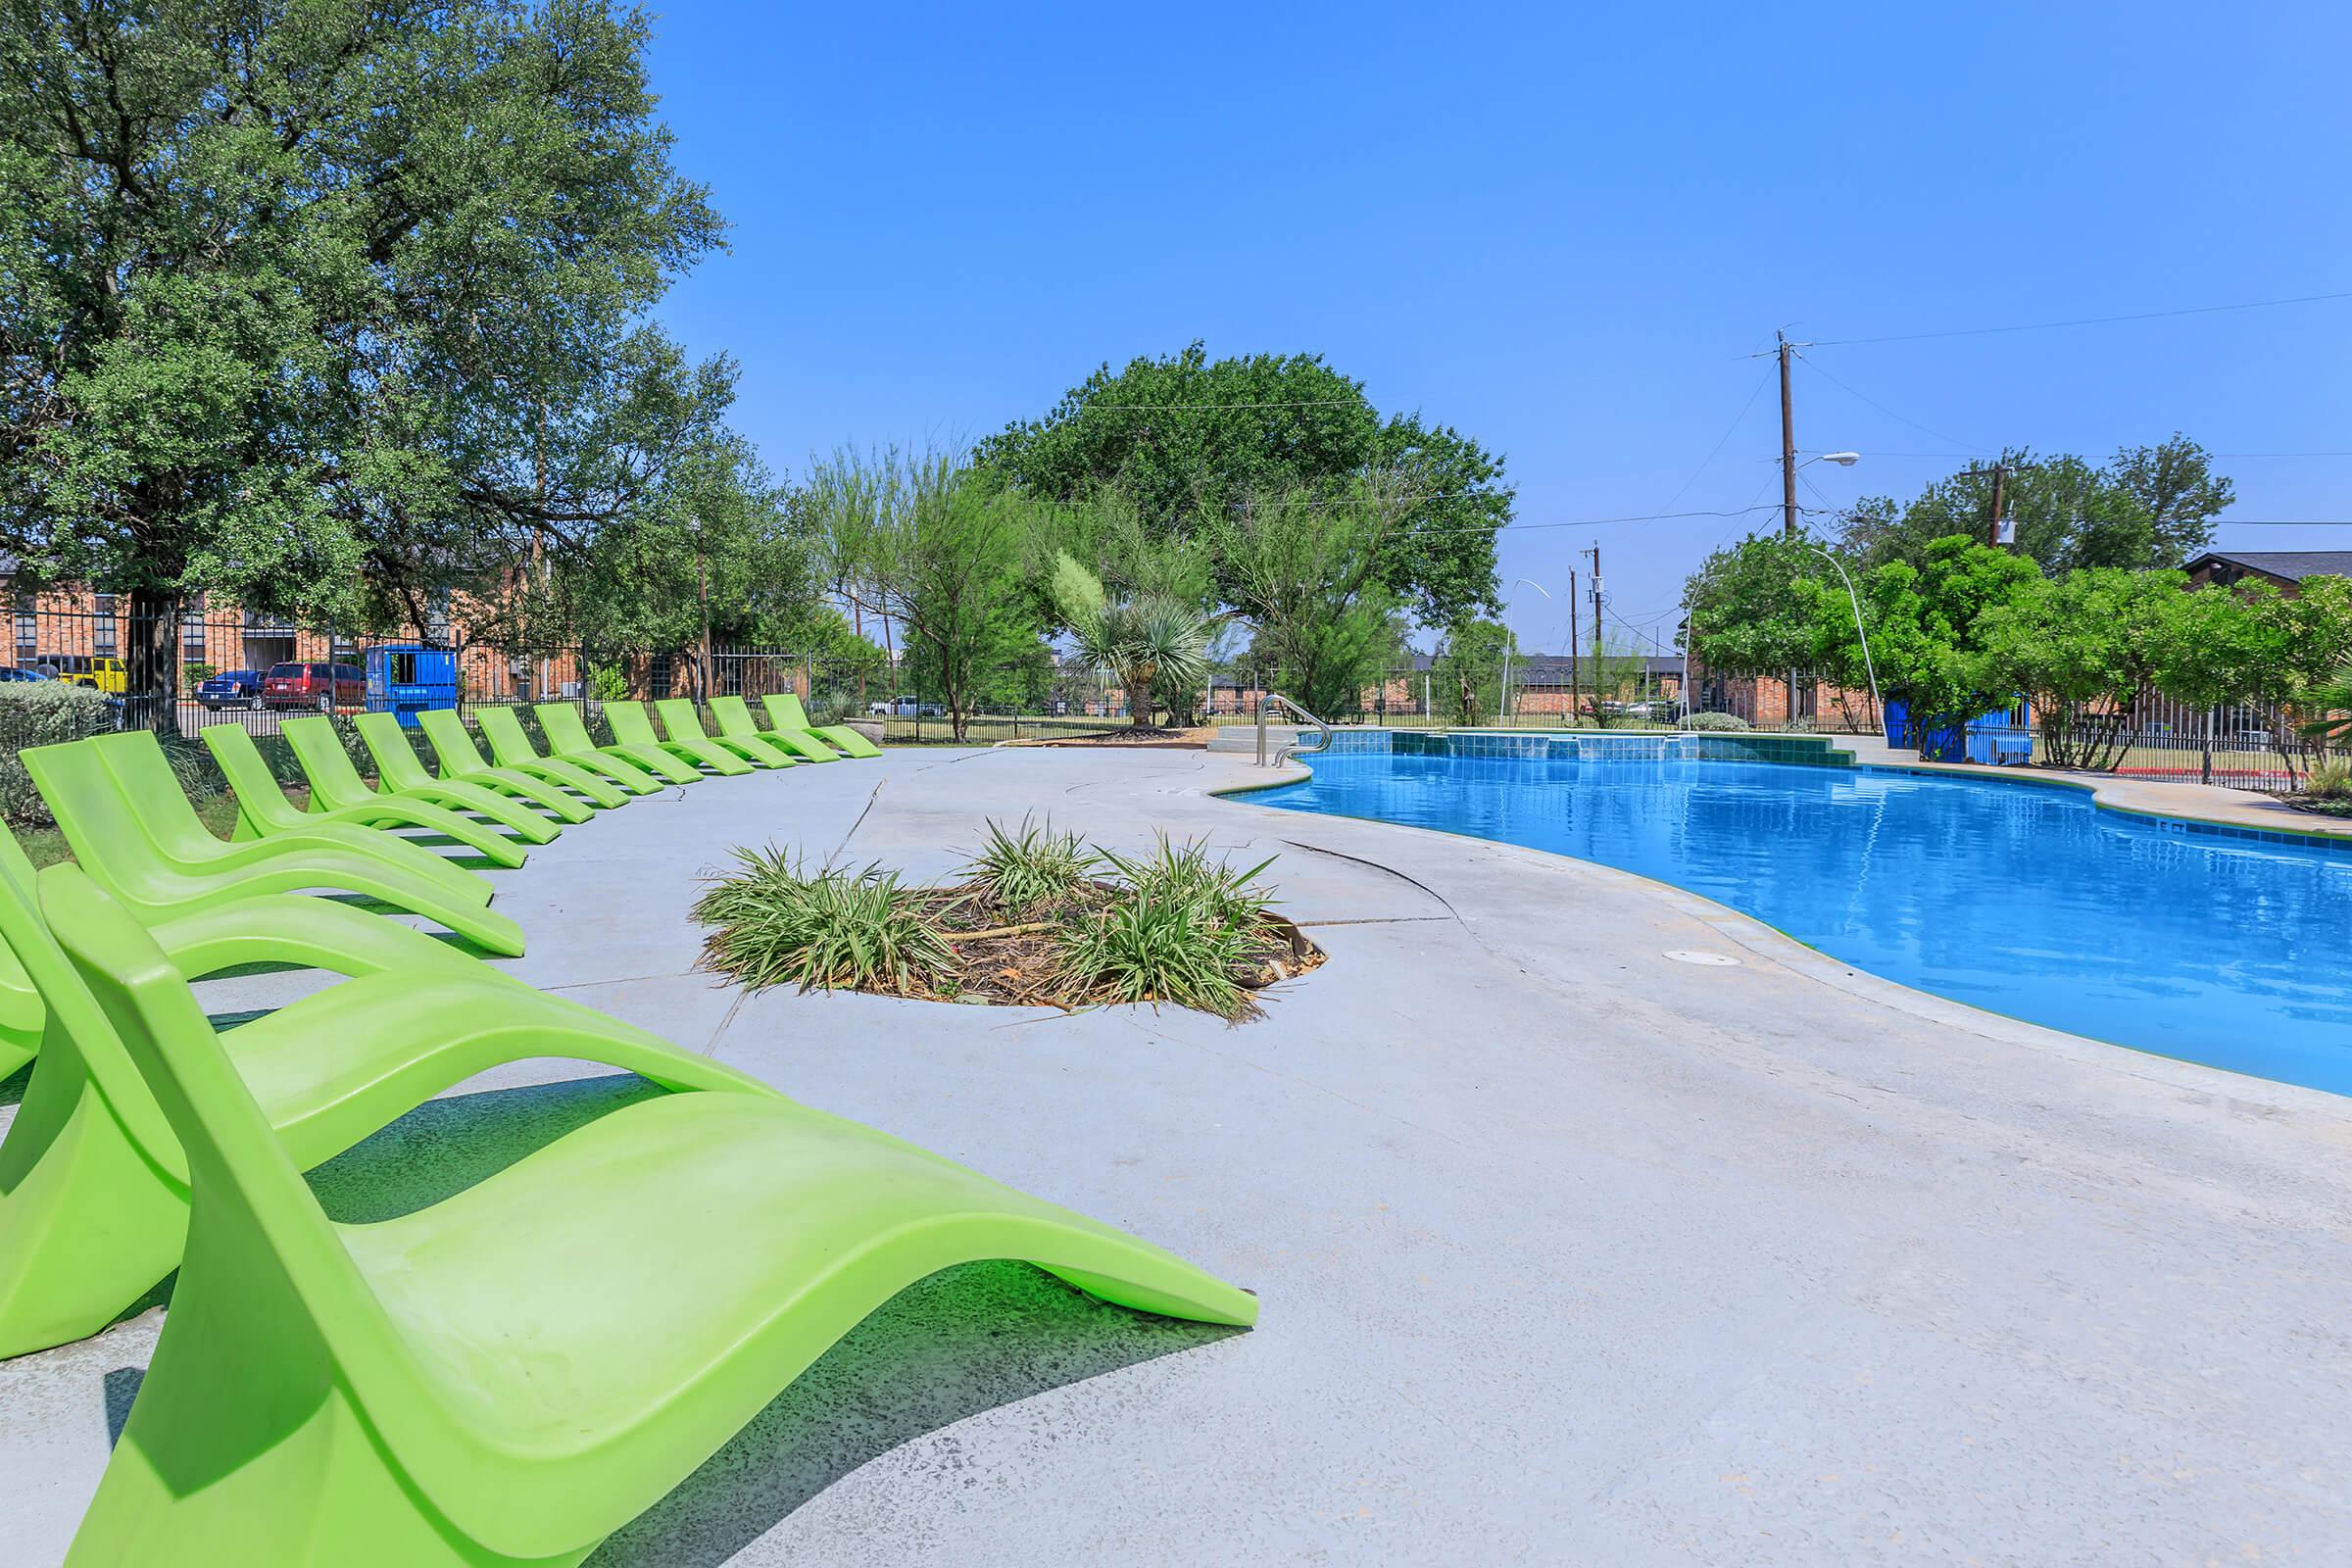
left=1257, top=694, right=1333, bottom=767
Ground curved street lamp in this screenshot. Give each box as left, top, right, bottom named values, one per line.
left=1501, top=578, right=1550, bottom=723
left=1805, top=545, right=1881, bottom=731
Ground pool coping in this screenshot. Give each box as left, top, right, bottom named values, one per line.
left=1207, top=750, right=2350, bottom=1113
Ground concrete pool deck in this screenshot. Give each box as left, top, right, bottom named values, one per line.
left=6, top=746, right=2351, bottom=1564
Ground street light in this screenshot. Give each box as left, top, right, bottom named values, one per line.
left=1805, top=451, right=1861, bottom=467
left=1501, top=578, right=1550, bottom=724
left=1805, top=545, right=1882, bottom=733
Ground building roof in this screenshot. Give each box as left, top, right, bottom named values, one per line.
left=2184, top=550, right=2352, bottom=583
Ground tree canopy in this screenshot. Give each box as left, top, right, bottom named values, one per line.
left=0, top=0, right=766, bottom=718
left=1833, top=436, right=2233, bottom=575
left=973, top=342, right=1513, bottom=629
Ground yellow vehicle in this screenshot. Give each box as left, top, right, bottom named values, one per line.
left=31, top=655, right=127, bottom=694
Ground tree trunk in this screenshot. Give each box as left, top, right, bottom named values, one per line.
left=124, top=586, right=181, bottom=736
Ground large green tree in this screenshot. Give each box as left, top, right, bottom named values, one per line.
left=1836, top=436, right=2233, bottom=576
left=974, top=342, right=1513, bottom=629
left=0, top=0, right=732, bottom=723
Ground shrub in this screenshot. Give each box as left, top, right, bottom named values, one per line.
left=586, top=665, right=630, bottom=704
left=2304, top=759, right=2352, bottom=801
left=693, top=848, right=959, bottom=996
left=962, top=816, right=1099, bottom=912
left=0, top=682, right=118, bottom=824
left=1055, top=836, right=1279, bottom=1019
left=1682, top=710, right=1750, bottom=732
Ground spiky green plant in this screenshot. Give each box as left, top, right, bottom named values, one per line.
left=1055, top=836, right=1279, bottom=1018
left=962, top=816, right=1100, bottom=912
left=694, top=847, right=959, bottom=996
left=1050, top=550, right=1218, bottom=727
left=2298, top=659, right=2352, bottom=748
left=2303, top=758, right=2352, bottom=801
left=1101, top=834, right=1277, bottom=928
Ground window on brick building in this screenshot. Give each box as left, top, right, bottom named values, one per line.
left=180, top=594, right=207, bottom=659
left=93, top=594, right=117, bottom=656
left=13, top=595, right=33, bottom=661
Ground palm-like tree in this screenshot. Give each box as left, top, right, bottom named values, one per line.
left=2297, top=658, right=2352, bottom=746
left=1052, top=552, right=1217, bottom=727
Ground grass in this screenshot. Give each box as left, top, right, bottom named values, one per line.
left=1054, top=837, right=1280, bottom=1020
left=691, top=848, right=961, bottom=997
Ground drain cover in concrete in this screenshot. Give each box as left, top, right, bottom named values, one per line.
left=1663, top=950, right=1740, bottom=966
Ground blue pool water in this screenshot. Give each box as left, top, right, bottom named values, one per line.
left=1248, top=750, right=2352, bottom=1096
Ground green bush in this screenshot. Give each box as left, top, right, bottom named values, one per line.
left=1055, top=836, right=1279, bottom=1020
left=2304, top=759, right=2352, bottom=801
left=0, top=682, right=119, bottom=825
left=693, top=848, right=959, bottom=996
left=962, top=816, right=1099, bottom=913
left=1682, top=710, right=1750, bottom=732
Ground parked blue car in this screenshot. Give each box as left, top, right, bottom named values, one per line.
left=196, top=667, right=265, bottom=710
left=0, top=665, right=57, bottom=684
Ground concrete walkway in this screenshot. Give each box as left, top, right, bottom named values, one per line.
left=5, top=747, right=2350, bottom=1565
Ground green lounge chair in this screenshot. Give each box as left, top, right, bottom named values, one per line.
left=712, top=694, right=837, bottom=761
left=763, top=690, right=882, bottom=758
left=0, top=860, right=778, bottom=1362
left=90, top=731, right=495, bottom=914
left=609, top=699, right=753, bottom=775
left=475, top=705, right=662, bottom=798
left=49, top=866, right=1256, bottom=1566
left=282, top=715, right=562, bottom=849
left=655, top=698, right=796, bottom=769
left=537, top=701, right=700, bottom=786
left=407, top=709, right=612, bottom=819
left=356, top=710, right=593, bottom=827
left=0, top=826, right=488, bottom=1088
left=202, top=724, right=529, bottom=870
left=22, top=739, right=524, bottom=958
left=419, top=707, right=627, bottom=809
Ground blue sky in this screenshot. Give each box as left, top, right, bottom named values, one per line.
left=644, top=2, right=2352, bottom=657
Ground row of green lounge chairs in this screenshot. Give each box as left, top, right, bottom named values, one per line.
left=0, top=697, right=1255, bottom=1565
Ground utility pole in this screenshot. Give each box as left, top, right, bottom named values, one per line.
left=1584, top=544, right=1604, bottom=723
left=1566, top=568, right=1579, bottom=725
left=1962, top=460, right=2022, bottom=548
left=1779, top=330, right=1799, bottom=537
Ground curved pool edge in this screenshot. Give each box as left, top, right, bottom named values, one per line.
left=1203, top=753, right=2352, bottom=1115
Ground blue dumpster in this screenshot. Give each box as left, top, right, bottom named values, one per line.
left=366, top=645, right=459, bottom=728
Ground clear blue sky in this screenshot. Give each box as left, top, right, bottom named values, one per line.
left=644, top=2, right=2352, bottom=658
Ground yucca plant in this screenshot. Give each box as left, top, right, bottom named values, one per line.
left=2303, top=758, right=2352, bottom=802
left=2297, top=658, right=2352, bottom=748
left=962, top=815, right=1100, bottom=912
left=694, top=847, right=959, bottom=996
left=1102, top=834, right=1277, bottom=928
left=1050, top=550, right=1218, bottom=728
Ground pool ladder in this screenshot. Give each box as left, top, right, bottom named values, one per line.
left=1257, top=694, right=1333, bottom=767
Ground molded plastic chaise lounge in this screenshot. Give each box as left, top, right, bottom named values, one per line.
left=52, top=866, right=1256, bottom=1566
left=537, top=701, right=699, bottom=786
left=474, top=704, right=662, bottom=799
left=201, top=724, right=529, bottom=869
left=417, top=708, right=629, bottom=810
left=763, top=690, right=882, bottom=758
left=380, top=710, right=598, bottom=823
left=355, top=710, right=593, bottom=827
left=710, top=694, right=836, bottom=761
left=655, top=698, right=796, bottom=769
left=281, top=715, right=561, bottom=849
left=0, top=829, right=486, bottom=1087
left=608, top=699, right=754, bottom=775
left=89, top=731, right=496, bottom=913
left=0, top=857, right=779, bottom=1362
left=21, top=738, right=525, bottom=958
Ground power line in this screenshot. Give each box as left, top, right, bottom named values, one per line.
left=1805, top=288, right=2352, bottom=348
left=1084, top=399, right=1363, bottom=411
left=1793, top=352, right=1986, bottom=453
left=1661, top=367, right=1775, bottom=510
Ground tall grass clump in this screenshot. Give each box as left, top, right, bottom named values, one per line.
left=694, top=847, right=958, bottom=996
left=962, top=815, right=1099, bottom=911
left=2303, top=758, right=2352, bottom=801
left=1054, top=836, right=1278, bottom=1019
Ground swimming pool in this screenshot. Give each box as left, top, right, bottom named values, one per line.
left=1246, top=748, right=2352, bottom=1096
